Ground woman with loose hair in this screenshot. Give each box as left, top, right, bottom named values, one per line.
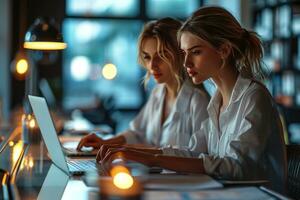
left=77, top=18, right=209, bottom=157
left=100, top=7, right=287, bottom=193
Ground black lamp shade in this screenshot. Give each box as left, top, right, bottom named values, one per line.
left=24, top=18, right=67, bottom=50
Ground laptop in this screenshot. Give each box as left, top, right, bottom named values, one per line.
left=28, top=95, right=99, bottom=175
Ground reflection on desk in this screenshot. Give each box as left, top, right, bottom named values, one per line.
left=37, top=164, right=69, bottom=200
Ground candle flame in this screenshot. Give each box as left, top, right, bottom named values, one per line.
left=113, top=172, right=134, bottom=190
left=29, top=118, right=36, bottom=128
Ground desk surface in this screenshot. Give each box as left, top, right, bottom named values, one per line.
left=0, top=127, right=289, bottom=200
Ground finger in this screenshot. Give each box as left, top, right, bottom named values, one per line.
left=102, top=150, right=115, bottom=164
left=101, top=148, right=118, bottom=163
left=96, top=149, right=102, bottom=163
left=83, top=142, right=101, bottom=149
left=100, top=145, right=108, bottom=161
left=76, top=138, right=86, bottom=150
left=102, top=149, right=124, bottom=163
left=77, top=133, right=101, bottom=150
left=100, top=145, right=120, bottom=160
left=76, top=134, right=94, bottom=150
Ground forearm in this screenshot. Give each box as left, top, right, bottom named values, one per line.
left=123, top=145, right=163, bottom=155
left=106, top=135, right=126, bottom=145
left=154, top=155, right=205, bottom=174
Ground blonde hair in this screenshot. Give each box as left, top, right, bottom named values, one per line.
left=178, top=6, right=266, bottom=81
left=137, top=18, right=184, bottom=93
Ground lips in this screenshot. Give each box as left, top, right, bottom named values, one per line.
left=153, top=72, right=162, bottom=79
left=187, top=69, right=197, bottom=77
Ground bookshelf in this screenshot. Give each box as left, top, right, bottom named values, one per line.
left=253, top=0, right=300, bottom=143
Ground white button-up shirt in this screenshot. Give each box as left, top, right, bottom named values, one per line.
left=120, top=81, right=209, bottom=151
left=164, top=75, right=287, bottom=193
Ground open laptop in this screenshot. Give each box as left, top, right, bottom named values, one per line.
left=28, top=95, right=99, bottom=175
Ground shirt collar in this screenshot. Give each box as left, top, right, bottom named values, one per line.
left=174, top=81, right=194, bottom=112
left=230, top=74, right=252, bottom=103
left=154, top=81, right=194, bottom=113
left=207, top=74, right=252, bottom=126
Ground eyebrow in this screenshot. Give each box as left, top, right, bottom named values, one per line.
left=184, top=45, right=204, bottom=51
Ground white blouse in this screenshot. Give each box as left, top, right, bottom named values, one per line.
left=164, top=75, right=287, bottom=193
left=120, top=81, right=209, bottom=151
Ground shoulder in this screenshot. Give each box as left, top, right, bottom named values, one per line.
left=241, top=81, right=275, bottom=112
left=244, top=81, right=272, bottom=103
left=183, top=81, right=210, bottom=103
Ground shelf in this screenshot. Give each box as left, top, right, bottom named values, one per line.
left=253, top=0, right=300, bottom=12
left=253, top=0, right=300, bottom=108
left=270, top=68, right=300, bottom=75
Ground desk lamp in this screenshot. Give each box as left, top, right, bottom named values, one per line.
left=22, top=17, right=67, bottom=143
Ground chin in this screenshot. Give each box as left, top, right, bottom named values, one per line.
left=192, top=78, right=203, bottom=85
left=154, top=79, right=165, bottom=84
left=192, top=76, right=207, bottom=85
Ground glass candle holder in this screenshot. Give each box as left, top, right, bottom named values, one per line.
left=98, top=164, right=146, bottom=200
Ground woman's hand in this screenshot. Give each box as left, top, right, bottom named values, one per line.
left=97, top=144, right=163, bottom=162
left=76, top=133, right=105, bottom=150
left=99, top=147, right=157, bottom=167
left=77, top=134, right=126, bottom=151
left=97, top=144, right=124, bottom=162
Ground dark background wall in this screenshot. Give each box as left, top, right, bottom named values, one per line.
left=10, top=0, right=65, bottom=109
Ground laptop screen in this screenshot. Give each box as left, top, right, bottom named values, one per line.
left=28, top=95, right=69, bottom=174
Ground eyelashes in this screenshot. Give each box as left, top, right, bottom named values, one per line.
left=191, top=50, right=202, bottom=55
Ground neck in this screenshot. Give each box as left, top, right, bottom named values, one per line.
left=165, top=79, right=179, bottom=99
left=212, top=66, right=239, bottom=108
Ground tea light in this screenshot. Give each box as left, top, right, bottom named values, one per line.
left=99, top=165, right=143, bottom=200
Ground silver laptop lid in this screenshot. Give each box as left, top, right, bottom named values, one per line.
left=37, top=164, right=69, bottom=200
left=28, top=95, right=69, bottom=174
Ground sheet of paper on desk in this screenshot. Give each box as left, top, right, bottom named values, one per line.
left=144, top=174, right=223, bottom=191
left=188, top=186, right=276, bottom=200
left=143, top=187, right=276, bottom=200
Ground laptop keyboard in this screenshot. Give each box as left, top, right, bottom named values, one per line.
left=67, top=159, right=98, bottom=172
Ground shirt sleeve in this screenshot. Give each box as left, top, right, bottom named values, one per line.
left=201, top=88, right=278, bottom=180
left=162, top=89, right=209, bottom=157
left=119, top=88, right=157, bottom=144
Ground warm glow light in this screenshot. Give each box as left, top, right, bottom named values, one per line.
left=102, top=63, right=117, bottom=80
left=24, top=42, right=67, bottom=50
left=29, top=118, right=36, bottom=128
left=9, top=141, right=14, bottom=147
left=16, top=59, right=29, bottom=75
left=110, top=165, right=130, bottom=177
left=28, top=156, right=34, bottom=168
left=113, top=172, right=134, bottom=189
left=111, top=166, right=134, bottom=190
left=22, top=155, right=35, bottom=169
left=12, top=140, right=23, bottom=169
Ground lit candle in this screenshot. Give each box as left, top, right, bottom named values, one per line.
left=99, top=165, right=143, bottom=200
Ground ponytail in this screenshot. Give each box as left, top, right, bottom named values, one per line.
left=238, top=29, right=267, bottom=81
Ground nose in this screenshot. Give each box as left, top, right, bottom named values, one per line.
left=183, top=53, right=192, bottom=69
left=150, top=57, right=159, bottom=70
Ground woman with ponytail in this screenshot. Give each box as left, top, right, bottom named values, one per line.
left=100, top=7, right=287, bottom=193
